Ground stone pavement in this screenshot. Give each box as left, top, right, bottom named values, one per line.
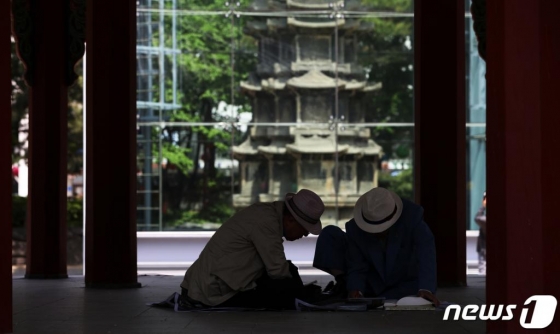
left=11, top=274, right=486, bottom=333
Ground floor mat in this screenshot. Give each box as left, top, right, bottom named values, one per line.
left=148, top=292, right=267, bottom=312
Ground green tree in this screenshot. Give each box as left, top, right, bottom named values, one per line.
left=358, top=0, right=414, bottom=200
left=144, top=3, right=257, bottom=227
left=378, top=169, right=413, bottom=200
left=67, top=60, right=84, bottom=173
left=11, top=39, right=28, bottom=163
left=359, top=0, right=414, bottom=159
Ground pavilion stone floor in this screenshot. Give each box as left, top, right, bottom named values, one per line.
left=11, top=272, right=486, bottom=334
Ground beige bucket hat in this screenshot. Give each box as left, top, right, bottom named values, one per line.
left=353, top=187, right=403, bottom=233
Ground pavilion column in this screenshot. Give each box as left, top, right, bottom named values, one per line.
left=486, top=1, right=560, bottom=333
left=11, top=0, right=72, bottom=279
left=1, top=0, right=13, bottom=330
left=414, top=0, right=466, bottom=286
left=85, top=0, right=139, bottom=288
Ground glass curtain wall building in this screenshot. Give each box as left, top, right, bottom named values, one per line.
left=135, top=0, right=485, bottom=232
left=465, top=0, right=486, bottom=230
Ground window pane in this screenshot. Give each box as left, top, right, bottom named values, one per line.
left=136, top=7, right=234, bottom=230
left=136, top=2, right=416, bottom=231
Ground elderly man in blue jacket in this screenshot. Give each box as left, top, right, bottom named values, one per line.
left=313, top=187, right=440, bottom=306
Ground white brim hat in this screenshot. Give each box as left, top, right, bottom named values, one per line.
left=353, top=187, right=403, bottom=233
left=285, top=189, right=324, bottom=235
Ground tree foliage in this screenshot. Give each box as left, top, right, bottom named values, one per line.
left=139, top=3, right=258, bottom=227
left=378, top=169, right=413, bottom=200
left=67, top=61, right=84, bottom=173
left=11, top=39, right=27, bottom=163
left=359, top=0, right=414, bottom=159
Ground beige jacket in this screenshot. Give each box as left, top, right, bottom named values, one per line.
left=180, top=201, right=292, bottom=306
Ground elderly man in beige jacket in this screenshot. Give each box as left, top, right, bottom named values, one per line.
left=180, top=189, right=325, bottom=310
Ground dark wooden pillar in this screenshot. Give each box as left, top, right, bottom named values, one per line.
left=1, top=0, right=13, bottom=330
left=486, top=1, right=560, bottom=333
left=541, top=3, right=560, bottom=332
left=11, top=0, right=68, bottom=278
left=414, top=0, right=466, bottom=287
left=85, top=0, right=139, bottom=288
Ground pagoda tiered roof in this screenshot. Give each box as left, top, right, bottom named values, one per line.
left=245, top=0, right=368, bottom=12
left=233, top=128, right=383, bottom=157
left=244, top=18, right=373, bottom=36
left=241, top=70, right=382, bottom=92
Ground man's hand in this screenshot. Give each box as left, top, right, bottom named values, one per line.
left=348, top=290, right=363, bottom=298
left=417, top=290, right=440, bottom=307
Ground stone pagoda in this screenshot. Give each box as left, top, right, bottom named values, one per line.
left=233, top=0, right=383, bottom=226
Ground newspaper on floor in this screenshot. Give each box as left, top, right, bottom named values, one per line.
left=295, top=298, right=384, bottom=312
left=383, top=297, right=455, bottom=311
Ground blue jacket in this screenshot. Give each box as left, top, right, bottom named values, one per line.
left=345, top=199, right=437, bottom=295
